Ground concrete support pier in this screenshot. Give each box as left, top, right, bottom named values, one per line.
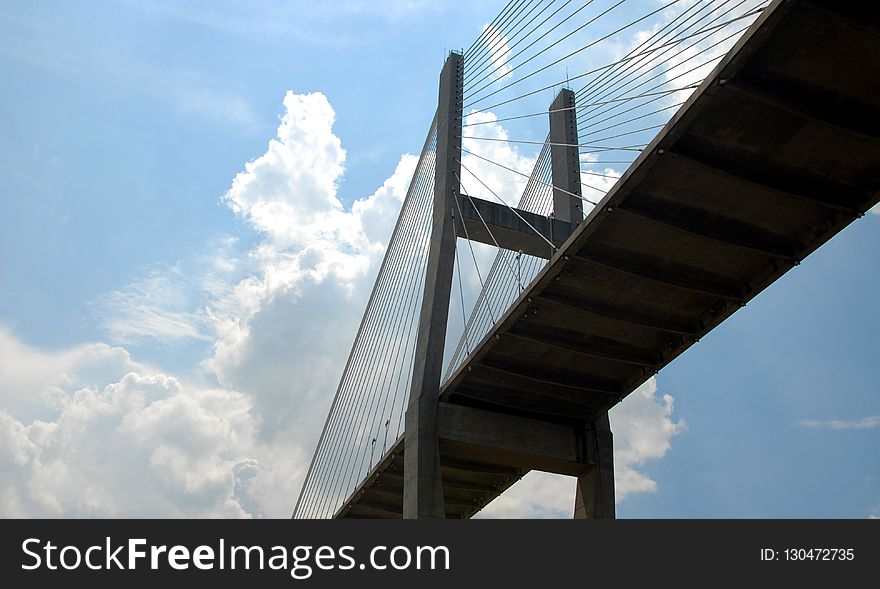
left=403, top=52, right=463, bottom=519
left=548, top=88, right=616, bottom=519
left=574, top=413, right=616, bottom=519
left=549, top=88, right=584, bottom=225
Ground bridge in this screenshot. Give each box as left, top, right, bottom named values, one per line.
left=293, top=0, right=880, bottom=519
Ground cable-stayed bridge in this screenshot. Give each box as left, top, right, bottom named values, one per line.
left=293, top=0, right=880, bottom=519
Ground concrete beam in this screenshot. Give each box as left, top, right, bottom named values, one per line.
left=731, top=69, right=880, bottom=141
left=618, top=192, right=798, bottom=258
left=539, top=291, right=702, bottom=336
left=506, top=323, right=660, bottom=368
left=453, top=383, right=601, bottom=422
left=479, top=357, right=622, bottom=395
left=671, top=137, right=867, bottom=212
left=576, top=244, right=745, bottom=301
left=437, top=402, right=591, bottom=476
left=455, top=194, right=573, bottom=259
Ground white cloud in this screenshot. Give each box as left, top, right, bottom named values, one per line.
left=479, top=378, right=685, bottom=518
left=611, top=378, right=685, bottom=496
left=0, top=327, right=140, bottom=423
left=461, top=109, right=533, bottom=207
left=0, top=332, right=261, bottom=517
left=224, top=92, right=348, bottom=245
left=0, top=90, right=415, bottom=518
left=206, top=91, right=416, bottom=433
left=196, top=91, right=420, bottom=515
left=870, top=202, right=880, bottom=216
left=475, top=471, right=575, bottom=519
left=798, top=415, right=880, bottom=431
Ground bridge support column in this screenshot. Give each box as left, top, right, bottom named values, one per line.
left=549, top=88, right=616, bottom=519
left=549, top=88, right=584, bottom=226
left=403, top=52, right=464, bottom=519
left=574, top=413, right=616, bottom=519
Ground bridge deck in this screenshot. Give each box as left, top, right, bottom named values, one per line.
left=335, top=0, right=880, bottom=518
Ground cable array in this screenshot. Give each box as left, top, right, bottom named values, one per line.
left=296, top=0, right=771, bottom=518
left=293, top=117, right=438, bottom=519
left=447, top=138, right=559, bottom=375
left=445, top=2, right=769, bottom=372
left=460, top=0, right=768, bottom=169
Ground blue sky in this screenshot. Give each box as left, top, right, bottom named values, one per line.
left=0, top=0, right=877, bottom=518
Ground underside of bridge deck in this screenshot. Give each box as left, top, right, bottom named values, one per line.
left=335, top=0, right=880, bottom=519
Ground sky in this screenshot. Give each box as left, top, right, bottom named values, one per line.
left=0, top=0, right=878, bottom=518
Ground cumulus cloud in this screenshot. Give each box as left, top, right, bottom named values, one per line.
left=479, top=378, right=685, bottom=518
left=611, top=378, right=685, bottom=496
left=0, top=332, right=260, bottom=517
left=225, top=92, right=347, bottom=245
left=194, top=90, right=422, bottom=515
left=0, top=327, right=140, bottom=424
left=206, top=92, right=418, bottom=440
left=0, top=90, right=415, bottom=518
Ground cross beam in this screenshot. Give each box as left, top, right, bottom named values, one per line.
left=437, top=402, right=593, bottom=476
left=455, top=194, right=574, bottom=258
